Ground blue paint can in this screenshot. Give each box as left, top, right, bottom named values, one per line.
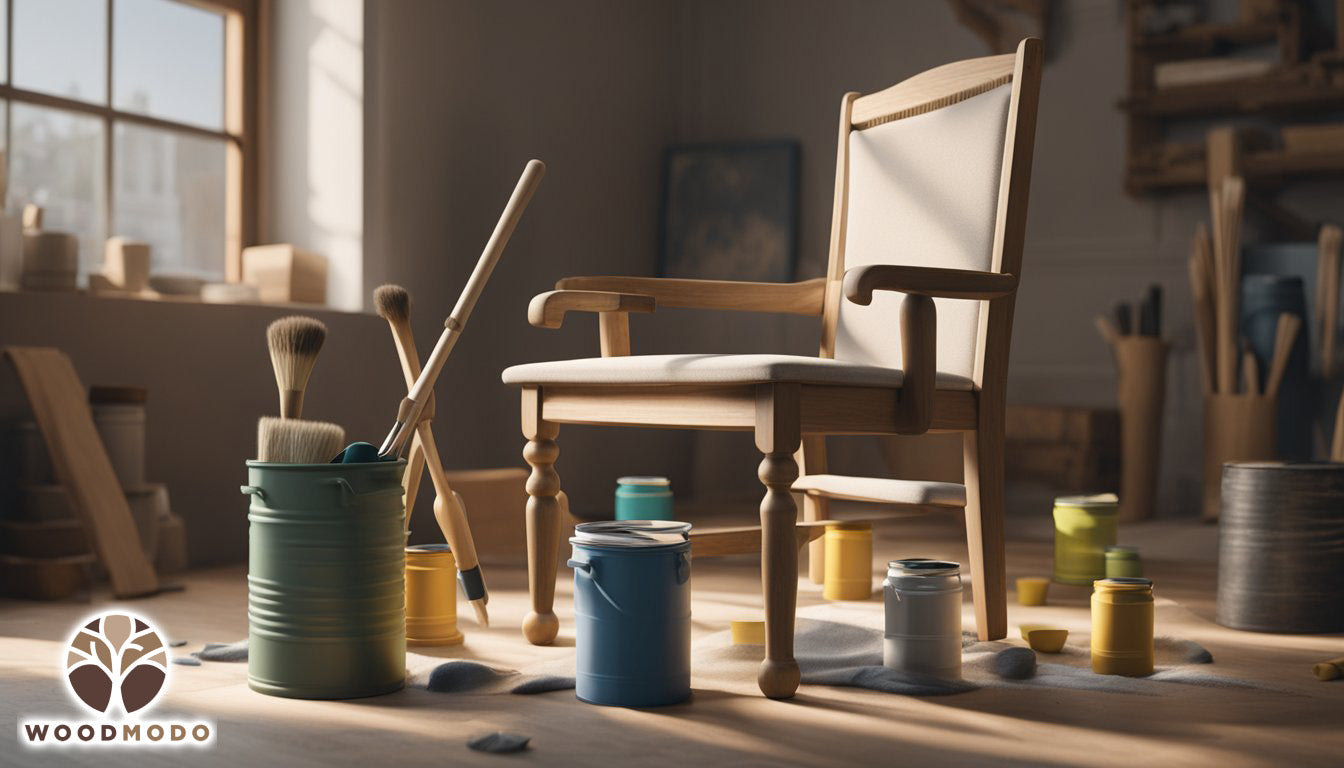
left=567, top=521, right=692, bottom=707
left=614, top=476, right=674, bottom=521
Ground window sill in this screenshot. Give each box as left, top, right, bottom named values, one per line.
left=0, top=285, right=373, bottom=318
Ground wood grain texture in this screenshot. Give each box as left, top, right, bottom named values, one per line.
left=521, top=387, right=562, bottom=645
left=755, top=384, right=802, bottom=700
left=4, top=347, right=158, bottom=597
left=689, top=520, right=829, bottom=558
left=797, top=435, right=830, bottom=584
left=850, top=52, right=1015, bottom=128
left=598, top=311, right=632, bottom=357
left=843, top=265, right=1017, bottom=304
left=527, top=289, right=654, bottom=329
left=820, top=92, right=860, bottom=358
left=555, top=276, right=826, bottom=316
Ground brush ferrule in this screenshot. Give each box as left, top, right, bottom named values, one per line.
left=458, top=566, right=487, bottom=602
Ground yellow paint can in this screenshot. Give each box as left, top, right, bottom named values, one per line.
left=823, top=522, right=873, bottom=601
left=730, top=619, right=765, bottom=646
left=405, top=544, right=463, bottom=647
left=1090, top=577, right=1153, bottom=676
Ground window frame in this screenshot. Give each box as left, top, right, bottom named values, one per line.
left=0, top=0, right=259, bottom=281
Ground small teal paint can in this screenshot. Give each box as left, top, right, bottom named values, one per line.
left=568, top=520, right=692, bottom=707
left=614, top=476, right=674, bottom=521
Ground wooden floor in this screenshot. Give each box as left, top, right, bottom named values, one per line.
left=1, top=515, right=1341, bottom=767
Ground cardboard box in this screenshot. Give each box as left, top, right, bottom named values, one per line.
left=241, top=244, right=327, bottom=304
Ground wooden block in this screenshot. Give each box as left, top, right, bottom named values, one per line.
left=4, top=347, right=159, bottom=597
left=101, top=237, right=151, bottom=291
left=0, top=554, right=94, bottom=600
left=241, top=244, right=327, bottom=304
left=1282, top=123, right=1344, bottom=155
left=441, top=467, right=579, bottom=565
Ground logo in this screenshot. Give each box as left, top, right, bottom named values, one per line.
left=18, top=611, right=214, bottom=750
left=66, top=613, right=167, bottom=715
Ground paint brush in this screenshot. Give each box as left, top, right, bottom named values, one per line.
left=257, top=416, right=346, bottom=463
left=1265, top=313, right=1301, bottom=400
left=375, top=160, right=546, bottom=460
left=266, top=316, right=326, bottom=418
left=375, top=283, right=490, bottom=626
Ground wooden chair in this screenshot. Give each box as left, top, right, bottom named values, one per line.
left=502, top=39, right=1043, bottom=699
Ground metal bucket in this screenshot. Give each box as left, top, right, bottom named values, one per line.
left=242, top=459, right=407, bottom=699
left=883, top=559, right=963, bottom=679
left=1053, top=494, right=1118, bottom=585
left=1217, top=462, right=1344, bottom=633
left=567, top=521, right=691, bottom=707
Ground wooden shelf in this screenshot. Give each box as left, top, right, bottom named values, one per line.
left=1128, top=149, right=1344, bottom=192
left=1135, top=20, right=1281, bottom=55
left=1121, top=78, right=1344, bottom=118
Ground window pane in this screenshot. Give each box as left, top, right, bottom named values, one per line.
left=113, top=123, right=226, bottom=280
left=114, top=0, right=224, bottom=129
left=13, top=0, right=108, bottom=103
left=9, top=103, right=106, bottom=276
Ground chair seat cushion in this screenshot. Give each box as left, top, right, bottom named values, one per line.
left=792, top=474, right=967, bottom=508
left=501, top=354, right=975, bottom=390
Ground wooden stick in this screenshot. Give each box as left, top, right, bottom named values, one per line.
left=1332, top=390, right=1344, bottom=461
left=1266, top=313, right=1302, bottom=399
left=1215, top=178, right=1246, bottom=396
left=1322, top=225, right=1342, bottom=378
left=1095, top=314, right=1121, bottom=347
left=1241, top=345, right=1259, bottom=395
left=1190, top=227, right=1217, bottom=394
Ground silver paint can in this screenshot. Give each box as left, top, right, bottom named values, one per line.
left=883, top=559, right=963, bottom=679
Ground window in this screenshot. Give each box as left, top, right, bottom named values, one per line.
left=2, top=0, right=254, bottom=282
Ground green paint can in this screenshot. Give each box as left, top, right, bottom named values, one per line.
left=242, top=459, right=407, bottom=699
left=614, top=476, right=674, bottom=521
left=1052, top=494, right=1119, bottom=585
left=1105, top=546, right=1144, bottom=578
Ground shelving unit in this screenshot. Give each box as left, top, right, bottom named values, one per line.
left=1122, top=0, right=1344, bottom=194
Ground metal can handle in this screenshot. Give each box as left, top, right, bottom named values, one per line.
left=675, top=552, right=690, bottom=585
left=566, top=558, right=628, bottom=615
left=240, top=485, right=266, bottom=500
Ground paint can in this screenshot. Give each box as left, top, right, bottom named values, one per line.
left=614, top=476, right=674, bottom=521
left=242, top=459, right=407, bottom=699
left=1091, top=577, right=1154, bottom=676
left=823, top=521, right=873, bottom=600
left=405, top=544, right=463, bottom=647
left=568, top=520, right=692, bottom=707
left=1104, top=546, right=1143, bottom=578
left=1217, top=462, right=1344, bottom=633
left=90, top=386, right=147, bottom=490
left=883, top=559, right=963, bottom=680
left=1052, top=494, right=1118, bottom=585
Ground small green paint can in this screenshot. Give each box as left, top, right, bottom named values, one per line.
left=1052, top=494, right=1119, bottom=585
left=1105, top=546, right=1144, bottom=578
left=242, top=459, right=407, bottom=699
left=614, top=476, right=674, bottom=521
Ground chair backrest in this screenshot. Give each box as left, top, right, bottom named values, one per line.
left=820, top=39, right=1042, bottom=398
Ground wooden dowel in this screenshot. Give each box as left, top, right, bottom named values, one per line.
left=1266, top=313, right=1301, bottom=400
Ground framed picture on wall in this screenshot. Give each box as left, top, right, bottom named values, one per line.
left=659, top=141, right=799, bottom=282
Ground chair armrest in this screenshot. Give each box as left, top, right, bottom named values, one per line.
left=843, top=265, right=1016, bottom=306
left=528, top=290, right=656, bottom=329
left=555, top=276, right=826, bottom=316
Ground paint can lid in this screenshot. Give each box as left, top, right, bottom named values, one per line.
left=887, top=558, right=960, bottom=576
left=572, top=520, right=691, bottom=548
left=407, top=543, right=453, bottom=553
left=1094, top=577, right=1152, bottom=590
left=1054, top=493, right=1119, bottom=509
left=616, top=476, right=671, bottom=487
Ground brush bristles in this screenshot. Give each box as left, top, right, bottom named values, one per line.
left=373, top=284, right=411, bottom=324
left=267, top=316, right=327, bottom=394
left=257, top=417, right=346, bottom=463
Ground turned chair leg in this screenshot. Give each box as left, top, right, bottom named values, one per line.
left=962, top=428, right=1007, bottom=641
left=522, top=388, right=562, bottom=645
left=797, top=436, right=829, bottom=584
left=757, top=384, right=802, bottom=699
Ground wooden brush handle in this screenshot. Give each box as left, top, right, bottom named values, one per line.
left=1332, top=391, right=1344, bottom=462
left=280, top=389, right=304, bottom=419
left=1265, top=313, right=1301, bottom=399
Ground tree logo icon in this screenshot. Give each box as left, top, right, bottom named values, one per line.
left=65, top=613, right=168, bottom=715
